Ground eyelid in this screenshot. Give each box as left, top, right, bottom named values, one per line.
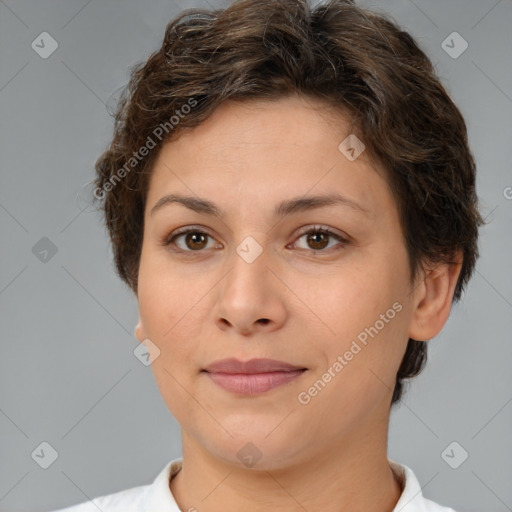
left=166, top=224, right=213, bottom=238
left=163, top=224, right=219, bottom=247
left=163, top=224, right=351, bottom=252
left=293, top=224, right=350, bottom=242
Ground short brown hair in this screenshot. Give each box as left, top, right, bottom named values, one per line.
left=93, top=0, right=483, bottom=406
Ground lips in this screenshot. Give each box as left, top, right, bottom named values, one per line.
left=202, top=358, right=307, bottom=395
left=203, top=358, right=306, bottom=374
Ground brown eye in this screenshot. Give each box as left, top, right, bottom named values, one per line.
left=306, top=231, right=330, bottom=250
left=164, top=229, right=217, bottom=252
left=183, top=232, right=208, bottom=250
left=292, top=226, right=349, bottom=252
left=164, top=225, right=348, bottom=255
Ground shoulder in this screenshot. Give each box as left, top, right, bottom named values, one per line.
left=49, top=483, right=150, bottom=512
left=48, top=459, right=182, bottom=512
left=422, top=497, right=457, bottom=512
left=390, top=460, right=458, bottom=512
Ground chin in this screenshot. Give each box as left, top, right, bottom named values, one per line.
left=199, top=422, right=310, bottom=471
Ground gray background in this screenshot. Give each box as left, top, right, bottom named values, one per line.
left=0, top=0, right=511, bottom=511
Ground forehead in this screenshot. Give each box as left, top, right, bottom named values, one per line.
left=145, top=94, right=394, bottom=218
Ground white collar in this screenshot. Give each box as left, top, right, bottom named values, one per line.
left=141, top=458, right=455, bottom=512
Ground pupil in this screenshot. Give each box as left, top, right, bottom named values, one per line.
left=183, top=232, right=330, bottom=251
left=308, top=232, right=328, bottom=250
left=187, top=232, right=206, bottom=250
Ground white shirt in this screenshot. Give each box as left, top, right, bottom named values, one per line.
left=51, top=458, right=456, bottom=512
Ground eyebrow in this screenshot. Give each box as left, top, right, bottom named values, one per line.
left=150, top=192, right=370, bottom=218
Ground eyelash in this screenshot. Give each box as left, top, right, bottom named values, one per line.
left=162, top=225, right=350, bottom=254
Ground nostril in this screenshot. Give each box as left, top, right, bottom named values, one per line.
left=258, top=318, right=270, bottom=325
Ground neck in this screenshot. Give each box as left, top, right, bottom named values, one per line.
left=170, top=412, right=403, bottom=512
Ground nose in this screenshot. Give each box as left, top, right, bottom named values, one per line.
left=213, top=239, right=288, bottom=336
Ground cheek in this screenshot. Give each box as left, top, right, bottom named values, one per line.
left=304, top=248, right=410, bottom=383
left=137, top=245, right=191, bottom=334
left=137, top=263, right=202, bottom=420
left=308, top=256, right=405, bottom=334
left=297, top=301, right=408, bottom=430
left=137, top=247, right=211, bottom=363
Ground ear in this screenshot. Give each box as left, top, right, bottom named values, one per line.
left=134, top=315, right=147, bottom=343
left=408, top=252, right=463, bottom=342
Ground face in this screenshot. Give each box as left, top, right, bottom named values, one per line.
left=135, top=94, right=417, bottom=470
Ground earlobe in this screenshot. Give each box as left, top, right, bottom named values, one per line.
left=134, top=316, right=146, bottom=342
left=408, top=253, right=463, bottom=342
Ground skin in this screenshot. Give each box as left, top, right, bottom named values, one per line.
left=134, top=94, right=462, bottom=512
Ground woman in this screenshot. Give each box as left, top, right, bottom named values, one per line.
left=53, top=0, right=482, bottom=510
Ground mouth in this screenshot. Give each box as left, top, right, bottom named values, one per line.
left=201, top=358, right=308, bottom=395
